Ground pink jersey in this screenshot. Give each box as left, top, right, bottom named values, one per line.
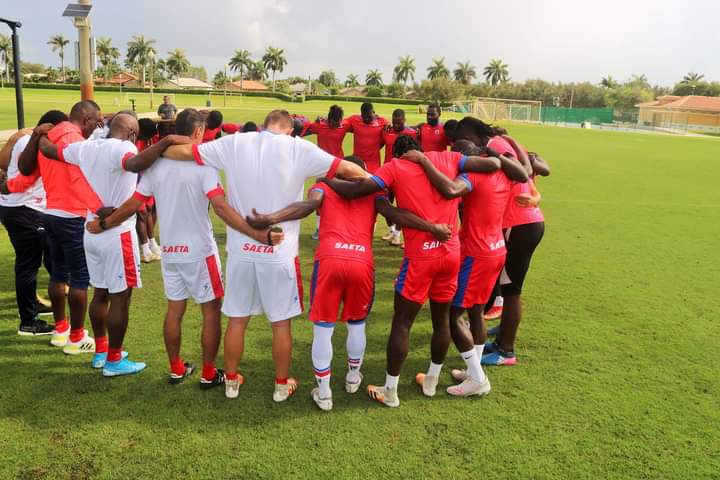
left=503, top=176, right=544, bottom=228
left=487, top=136, right=515, bottom=157
left=310, top=182, right=380, bottom=266
left=371, top=151, right=463, bottom=259
left=458, top=171, right=514, bottom=257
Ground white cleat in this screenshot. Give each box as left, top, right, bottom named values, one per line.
left=50, top=329, right=69, bottom=347
left=311, top=388, right=333, bottom=411
left=446, top=377, right=491, bottom=398
left=367, top=385, right=400, bottom=408
left=62, top=330, right=95, bottom=355
left=224, top=374, right=243, bottom=399
left=451, top=368, right=468, bottom=382
left=273, top=378, right=298, bottom=402
left=345, top=372, right=363, bottom=394
left=415, top=373, right=439, bottom=397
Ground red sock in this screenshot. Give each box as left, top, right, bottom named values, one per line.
left=226, top=372, right=239, bottom=381
left=95, top=336, right=108, bottom=353
left=107, top=347, right=123, bottom=362
left=202, top=362, right=216, bottom=380
left=170, top=357, right=186, bottom=376
left=275, top=377, right=288, bottom=385
left=54, top=319, right=69, bottom=333
left=69, top=328, right=84, bottom=343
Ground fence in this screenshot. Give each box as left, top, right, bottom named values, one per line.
left=540, top=107, right=613, bottom=125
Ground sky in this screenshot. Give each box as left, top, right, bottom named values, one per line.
left=2, top=0, right=719, bottom=87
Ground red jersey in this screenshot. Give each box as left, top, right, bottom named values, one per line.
left=381, top=127, right=417, bottom=165
left=371, top=151, right=464, bottom=259
left=292, top=115, right=312, bottom=137
left=346, top=114, right=388, bottom=173
left=222, top=123, right=241, bottom=134
left=458, top=171, right=514, bottom=257
left=503, top=176, right=544, bottom=229
left=135, top=134, right=159, bottom=152
left=310, top=182, right=380, bottom=266
left=419, top=123, right=449, bottom=152
left=202, top=127, right=221, bottom=143
left=487, top=136, right=515, bottom=156
left=309, top=120, right=350, bottom=158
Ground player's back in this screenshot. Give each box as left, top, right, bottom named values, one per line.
left=40, top=121, right=90, bottom=216
left=460, top=170, right=514, bottom=256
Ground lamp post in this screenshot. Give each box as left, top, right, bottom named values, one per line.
left=224, top=63, right=228, bottom=107
left=0, top=17, right=24, bottom=128
left=148, top=49, right=155, bottom=109
left=62, top=1, right=93, bottom=100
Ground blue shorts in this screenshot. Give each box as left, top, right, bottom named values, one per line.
left=42, top=214, right=90, bottom=289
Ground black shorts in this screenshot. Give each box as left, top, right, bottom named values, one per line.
left=500, top=222, right=544, bottom=296
left=43, top=214, right=90, bottom=289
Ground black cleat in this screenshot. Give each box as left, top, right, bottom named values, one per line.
left=200, top=368, right=226, bottom=390
left=169, top=362, right=196, bottom=384
left=17, top=318, right=54, bottom=336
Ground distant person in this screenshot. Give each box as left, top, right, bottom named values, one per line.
left=135, top=118, right=162, bottom=262
left=203, top=111, right=224, bottom=143
left=417, top=104, right=449, bottom=152
left=308, top=105, right=350, bottom=158
left=158, top=96, right=177, bottom=120
left=345, top=102, right=388, bottom=174
left=242, top=121, right=258, bottom=133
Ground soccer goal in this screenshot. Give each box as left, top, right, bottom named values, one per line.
left=451, top=97, right=542, bottom=123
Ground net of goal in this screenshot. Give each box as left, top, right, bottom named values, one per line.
left=450, top=97, right=542, bottom=123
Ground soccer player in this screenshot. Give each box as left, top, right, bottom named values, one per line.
left=320, top=135, right=502, bottom=407
left=417, top=104, right=449, bottom=152
left=380, top=109, right=417, bottom=246
left=0, top=111, right=67, bottom=336
left=37, top=112, right=185, bottom=375
left=162, top=109, right=367, bottom=402
left=246, top=155, right=451, bottom=411
left=202, top=110, right=224, bottom=143
left=345, top=102, right=388, bottom=174
left=11, top=101, right=108, bottom=355
left=307, top=105, right=350, bottom=158
left=87, top=108, right=283, bottom=386
left=401, top=139, right=529, bottom=394
left=135, top=118, right=162, bottom=262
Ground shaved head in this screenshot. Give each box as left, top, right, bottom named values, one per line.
left=69, top=100, right=102, bottom=138
left=109, top=112, right=139, bottom=142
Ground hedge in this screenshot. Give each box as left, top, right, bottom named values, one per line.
left=304, top=94, right=425, bottom=106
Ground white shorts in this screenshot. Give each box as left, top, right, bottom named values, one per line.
left=222, top=255, right=304, bottom=322
left=84, top=228, right=142, bottom=294
left=161, top=253, right=224, bottom=303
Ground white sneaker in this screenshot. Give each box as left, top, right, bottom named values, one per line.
left=311, top=388, right=333, bottom=411
left=225, top=374, right=243, bottom=399
left=451, top=368, right=468, bottom=382
left=62, top=330, right=95, bottom=355
left=141, top=253, right=154, bottom=264
left=381, top=230, right=395, bottom=241
left=446, top=377, right=491, bottom=397
left=345, top=371, right=363, bottom=394
left=367, top=385, right=400, bottom=408
left=390, top=233, right=403, bottom=247
left=415, top=373, right=439, bottom=397
left=273, top=378, right=298, bottom=402
left=150, top=244, right=162, bottom=257
left=50, top=328, right=70, bottom=347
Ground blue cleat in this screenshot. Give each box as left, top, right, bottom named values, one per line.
left=487, top=325, right=500, bottom=337
left=92, top=351, right=128, bottom=369
left=102, top=357, right=147, bottom=377
left=481, top=348, right=517, bottom=366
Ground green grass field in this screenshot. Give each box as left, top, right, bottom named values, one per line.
left=0, top=88, right=719, bottom=479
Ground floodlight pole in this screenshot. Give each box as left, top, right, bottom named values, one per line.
left=75, top=0, right=94, bottom=100
left=0, top=18, right=25, bottom=128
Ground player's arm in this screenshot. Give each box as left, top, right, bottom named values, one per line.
left=210, top=194, right=284, bottom=246
left=375, top=197, right=452, bottom=242
left=123, top=135, right=193, bottom=172
left=17, top=123, right=53, bottom=175
left=401, top=150, right=472, bottom=199
left=529, top=152, right=550, bottom=176
left=502, top=135, right=533, bottom=176
left=320, top=177, right=381, bottom=200
left=0, top=128, right=32, bottom=171
left=515, top=180, right=542, bottom=208
left=333, top=159, right=369, bottom=181
left=245, top=190, right=324, bottom=230
left=86, top=195, right=144, bottom=234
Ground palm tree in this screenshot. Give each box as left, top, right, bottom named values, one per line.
left=248, top=60, right=267, bottom=81
left=600, top=75, right=618, bottom=89
left=166, top=48, right=190, bottom=86
left=365, top=69, right=383, bottom=87
left=427, top=58, right=450, bottom=80
left=47, top=34, right=70, bottom=82
left=0, top=34, right=10, bottom=85
left=318, top=70, right=337, bottom=87
left=682, top=72, right=704, bottom=94
left=483, top=58, right=509, bottom=86
left=393, top=55, right=416, bottom=87
left=126, top=35, right=157, bottom=87
left=229, top=49, right=252, bottom=90
left=453, top=61, right=476, bottom=85
left=628, top=74, right=650, bottom=90
left=345, top=73, right=359, bottom=88
left=95, top=37, right=120, bottom=81
left=261, top=46, right=287, bottom=92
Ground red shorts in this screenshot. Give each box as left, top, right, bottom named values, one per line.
left=309, top=258, right=375, bottom=323
left=452, top=254, right=506, bottom=308
left=394, top=251, right=461, bottom=304
left=137, top=195, right=155, bottom=213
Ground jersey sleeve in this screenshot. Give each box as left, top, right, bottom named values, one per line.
left=309, top=182, right=326, bottom=197
left=369, top=161, right=395, bottom=190
left=296, top=138, right=340, bottom=179
left=193, top=135, right=234, bottom=169
left=201, top=167, right=225, bottom=199
left=6, top=169, right=40, bottom=193
left=118, top=141, right=139, bottom=171
left=135, top=170, right=155, bottom=200
left=59, top=141, right=83, bottom=166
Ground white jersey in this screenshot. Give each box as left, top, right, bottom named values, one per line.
left=194, top=131, right=340, bottom=263
left=136, top=157, right=223, bottom=264
left=61, top=137, right=138, bottom=232
left=0, top=135, right=47, bottom=211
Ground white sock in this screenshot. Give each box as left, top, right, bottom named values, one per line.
left=475, top=344, right=485, bottom=358
left=385, top=373, right=399, bottom=390
left=141, top=243, right=151, bottom=257
left=460, top=348, right=486, bottom=383
left=426, top=361, right=443, bottom=378
left=316, top=215, right=321, bottom=230
left=390, top=225, right=398, bottom=234
left=494, top=296, right=504, bottom=307
left=312, top=324, right=334, bottom=398
left=149, top=238, right=159, bottom=250
left=346, top=320, right=366, bottom=382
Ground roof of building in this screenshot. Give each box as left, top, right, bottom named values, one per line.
left=637, top=95, right=720, bottom=112
left=166, top=77, right=214, bottom=89
left=228, top=80, right=269, bottom=91
left=98, top=71, right=139, bottom=85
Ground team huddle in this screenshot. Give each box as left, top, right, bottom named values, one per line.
left=0, top=99, right=548, bottom=410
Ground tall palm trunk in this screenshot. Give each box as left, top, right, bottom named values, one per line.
left=240, top=68, right=243, bottom=90
left=272, top=69, right=276, bottom=92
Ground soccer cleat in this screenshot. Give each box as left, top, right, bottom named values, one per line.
left=390, top=233, right=403, bottom=247
left=367, top=385, right=400, bottom=408
left=200, top=368, right=226, bottom=390
left=273, top=378, right=298, bottom=402
left=35, top=297, right=53, bottom=316
left=17, top=319, right=54, bottom=336
left=482, top=350, right=517, bottom=366
left=311, top=229, right=319, bottom=240
left=484, top=305, right=503, bottom=321
left=311, top=387, right=333, bottom=411
left=224, top=373, right=245, bottom=399
left=487, top=325, right=500, bottom=337
left=451, top=369, right=468, bottom=382
left=62, top=330, right=95, bottom=355
left=381, top=230, right=395, bottom=242
left=415, top=372, right=439, bottom=397
left=150, top=244, right=163, bottom=257
left=91, top=351, right=128, bottom=369
left=50, top=328, right=70, bottom=347
left=446, top=377, right=491, bottom=397
left=169, top=362, right=196, bottom=384
left=102, top=357, right=147, bottom=377
left=345, top=372, right=363, bottom=394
